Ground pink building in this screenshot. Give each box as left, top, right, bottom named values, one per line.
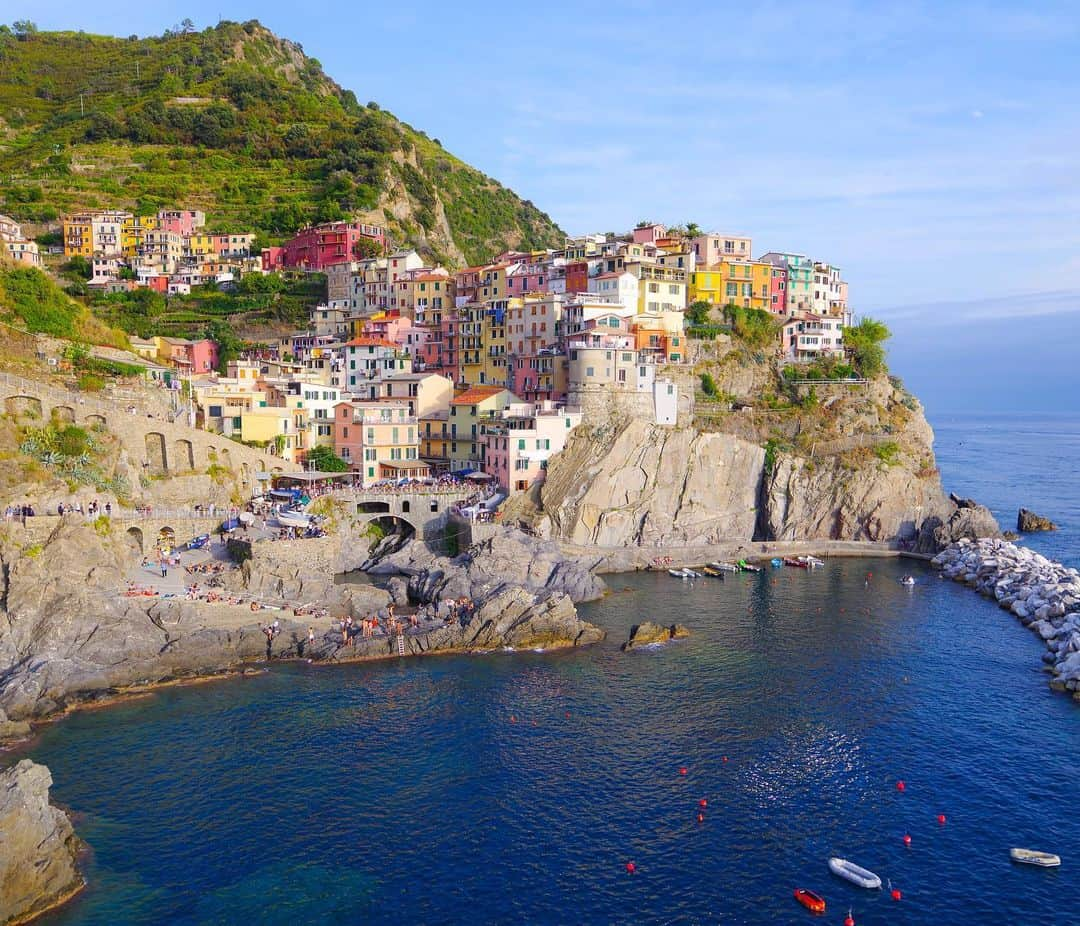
left=511, top=352, right=567, bottom=405
left=267, top=222, right=387, bottom=272
left=158, top=209, right=205, bottom=236
left=362, top=311, right=414, bottom=347
left=632, top=223, right=666, bottom=244
left=768, top=265, right=788, bottom=314
left=481, top=402, right=582, bottom=493
left=161, top=337, right=219, bottom=374
left=505, top=262, right=549, bottom=296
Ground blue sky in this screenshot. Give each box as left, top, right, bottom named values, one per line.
left=24, top=1, right=1080, bottom=412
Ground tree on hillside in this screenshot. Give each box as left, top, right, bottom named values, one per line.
left=353, top=237, right=382, bottom=259
left=12, top=20, right=37, bottom=38
left=843, top=317, right=891, bottom=378
left=685, top=300, right=712, bottom=326
left=305, top=444, right=349, bottom=472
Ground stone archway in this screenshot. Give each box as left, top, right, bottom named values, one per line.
left=157, top=526, right=176, bottom=552
left=401, top=500, right=411, bottom=513
left=145, top=432, right=168, bottom=474
left=84, top=413, right=107, bottom=430
left=5, top=395, right=43, bottom=420
left=364, top=515, right=416, bottom=545
left=126, top=526, right=144, bottom=553
left=51, top=405, right=76, bottom=424
left=173, top=439, right=195, bottom=472
left=356, top=500, right=391, bottom=514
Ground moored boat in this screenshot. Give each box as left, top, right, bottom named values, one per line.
left=708, top=561, right=739, bottom=573
left=805, top=556, right=825, bottom=568
left=793, top=888, right=826, bottom=913
left=770, top=558, right=783, bottom=568
left=900, top=575, right=916, bottom=586
left=1010, top=848, right=1061, bottom=867
left=783, top=557, right=808, bottom=568
left=276, top=507, right=312, bottom=528
left=737, top=560, right=762, bottom=572
left=701, top=566, right=727, bottom=579
left=827, top=857, right=881, bottom=889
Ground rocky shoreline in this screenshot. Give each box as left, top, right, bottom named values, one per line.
left=933, top=538, right=1080, bottom=699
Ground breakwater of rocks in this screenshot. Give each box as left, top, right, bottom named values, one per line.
left=933, top=538, right=1080, bottom=699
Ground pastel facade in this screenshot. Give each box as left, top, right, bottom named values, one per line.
left=448, top=386, right=518, bottom=472
left=481, top=402, right=582, bottom=492
left=333, top=399, right=422, bottom=486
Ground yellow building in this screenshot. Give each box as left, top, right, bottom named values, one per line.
left=689, top=260, right=771, bottom=310
left=449, top=385, right=517, bottom=471
left=63, top=210, right=131, bottom=257
left=239, top=399, right=306, bottom=464
left=478, top=264, right=508, bottom=302
left=419, top=410, right=451, bottom=469
left=121, top=215, right=160, bottom=258
left=480, top=299, right=510, bottom=387
left=626, top=262, right=688, bottom=315
left=459, top=302, right=486, bottom=386
left=186, top=233, right=216, bottom=259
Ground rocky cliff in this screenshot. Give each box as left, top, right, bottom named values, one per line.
left=536, top=367, right=998, bottom=555
left=0, top=760, right=83, bottom=925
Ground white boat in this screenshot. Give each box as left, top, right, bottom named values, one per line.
left=668, top=568, right=693, bottom=579
left=276, top=508, right=312, bottom=529
left=1010, top=848, right=1061, bottom=868
left=707, top=561, right=739, bottom=573
left=828, top=857, right=882, bottom=889
left=805, top=556, right=826, bottom=569
left=900, top=575, right=916, bottom=586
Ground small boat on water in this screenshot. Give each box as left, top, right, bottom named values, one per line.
left=900, top=575, right=916, bottom=586
left=737, top=560, right=762, bottom=573
left=771, top=558, right=783, bottom=568
left=701, top=566, right=727, bottom=579
left=668, top=568, right=700, bottom=579
left=784, top=557, right=808, bottom=568
left=805, top=556, right=825, bottom=568
left=1010, top=848, right=1061, bottom=868
left=793, top=888, right=826, bottom=913
left=828, top=857, right=881, bottom=889
left=708, top=561, right=739, bottom=573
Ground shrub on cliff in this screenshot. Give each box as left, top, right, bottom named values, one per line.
left=844, top=317, right=891, bottom=378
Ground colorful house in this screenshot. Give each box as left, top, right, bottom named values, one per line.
left=481, top=402, right=582, bottom=493
left=333, top=399, right=424, bottom=486
left=448, top=386, right=518, bottom=472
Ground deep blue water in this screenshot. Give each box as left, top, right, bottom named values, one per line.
left=14, top=414, right=1080, bottom=925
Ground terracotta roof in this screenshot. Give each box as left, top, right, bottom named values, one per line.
left=451, top=385, right=508, bottom=405
left=344, top=337, right=397, bottom=348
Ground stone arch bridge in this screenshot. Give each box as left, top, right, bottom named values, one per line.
left=332, top=489, right=474, bottom=543
left=0, top=371, right=282, bottom=492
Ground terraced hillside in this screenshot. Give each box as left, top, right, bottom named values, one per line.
left=0, top=20, right=562, bottom=265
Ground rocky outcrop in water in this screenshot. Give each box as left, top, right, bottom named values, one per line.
left=1017, top=508, right=1057, bottom=533
left=0, top=760, right=83, bottom=925
left=622, top=622, right=690, bottom=651
left=933, top=539, right=1080, bottom=699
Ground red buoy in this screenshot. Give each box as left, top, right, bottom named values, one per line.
left=844, top=914, right=855, bottom=926
left=679, top=767, right=688, bottom=776
left=699, top=798, right=708, bottom=808
left=903, top=833, right=912, bottom=846
left=510, top=715, right=517, bottom=723
left=625, top=861, right=636, bottom=874
left=722, top=756, right=729, bottom=763
left=896, top=780, right=906, bottom=791
left=565, top=711, right=570, bottom=718
left=891, top=888, right=902, bottom=901
left=937, top=814, right=946, bottom=825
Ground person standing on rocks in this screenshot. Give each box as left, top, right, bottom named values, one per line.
left=160, top=556, right=168, bottom=579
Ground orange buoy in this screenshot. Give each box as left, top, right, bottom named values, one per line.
left=625, top=861, right=636, bottom=874
left=844, top=912, right=855, bottom=926
left=679, top=767, right=688, bottom=776
left=903, top=833, right=912, bottom=846
left=891, top=888, right=902, bottom=901
left=510, top=715, right=517, bottom=723
left=896, top=780, right=906, bottom=791
left=699, top=798, right=708, bottom=808
left=937, top=813, right=946, bottom=824
left=697, top=812, right=704, bottom=823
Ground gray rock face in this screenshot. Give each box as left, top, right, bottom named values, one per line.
left=0, top=760, right=83, bottom=925
left=373, top=530, right=607, bottom=604
left=1017, top=508, right=1058, bottom=533
left=540, top=418, right=764, bottom=548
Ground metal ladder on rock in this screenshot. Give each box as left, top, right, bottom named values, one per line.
left=396, top=630, right=405, bottom=657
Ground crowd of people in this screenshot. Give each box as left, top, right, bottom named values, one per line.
left=3, top=504, right=36, bottom=523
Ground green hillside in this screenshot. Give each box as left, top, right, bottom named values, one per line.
left=0, top=20, right=563, bottom=265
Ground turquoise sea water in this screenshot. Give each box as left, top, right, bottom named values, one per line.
left=14, top=414, right=1080, bottom=924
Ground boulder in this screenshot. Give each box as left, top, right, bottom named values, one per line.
left=1017, top=508, right=1058, bottom=533
left=622, top=621, right=690, bottom=651
left=0, top=761, right=83, bottom=924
